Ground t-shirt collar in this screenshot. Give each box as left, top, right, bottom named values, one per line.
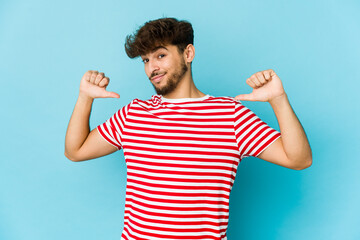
left=158, top=94, right=211, bottom=103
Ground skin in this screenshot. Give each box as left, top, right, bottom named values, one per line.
left=141, top=44, right=205, bottom=99
left=142, top=45, right=188, bottom=96
left=64, top=43, right=312, bottom=171
left=235, top=70, right=312, bottom=170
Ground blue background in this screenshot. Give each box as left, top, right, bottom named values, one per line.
left=1, top=0, right=359, bottom=239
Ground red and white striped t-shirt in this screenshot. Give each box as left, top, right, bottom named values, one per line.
left=97, top=94, right=281, bottom=240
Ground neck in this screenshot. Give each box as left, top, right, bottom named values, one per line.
left=162, top=71, right=205, bottom=99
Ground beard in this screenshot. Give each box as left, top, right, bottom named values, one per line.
left=151, top=59, right=188, bottom=96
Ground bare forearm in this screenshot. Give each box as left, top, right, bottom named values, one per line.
left=269, top=93, right=312, bottom=168
left=65, top=94, right=94, bottom=159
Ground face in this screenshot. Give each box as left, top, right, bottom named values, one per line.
left=141, top=44, right=188, bottom=96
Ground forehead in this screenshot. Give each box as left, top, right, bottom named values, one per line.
left=150, top=46, right=169, bottom=53
left=141, top=45, right=174, bottom=58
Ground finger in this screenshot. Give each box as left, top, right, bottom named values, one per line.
left=234, top=93, right=255, bottom=101
left=105, top=91, right=120, bottom=98
left=99, top=77, right=110, bottom=87
left=84, top=71, right=91, bottom=82
left=90, top=70, right=99, bottom=84
left=256, top=72, right=267, bottom=84
left=249, top=76, right=261, bottom=88
left=263, top=70, right=271, bottom=81
left=246, top=78, right=257, bottom=88
left=95, top=72, right=105, bottom=85
left=96, top=88, right=120, bottom=98
left=269, top=69, right=276, bottom=77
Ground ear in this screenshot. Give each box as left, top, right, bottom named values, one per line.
left=183, top=44, right=195, bottom=63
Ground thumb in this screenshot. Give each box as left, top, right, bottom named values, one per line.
left=104, top=91, right=120, bottom=98
left=234, top=93, right=255, bottom=101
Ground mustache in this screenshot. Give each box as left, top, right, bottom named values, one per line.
left=149, top=71, right=166, bottom=80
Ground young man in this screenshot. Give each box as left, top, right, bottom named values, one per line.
left=65, top=18, right=312, bottom=240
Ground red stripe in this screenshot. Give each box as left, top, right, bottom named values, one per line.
left=123, top=131, right=236, bottom=142
left=131, top=104, right=233, bottom=111
left=128, top=112, right=233, bottom=122
left=124, top=210, right=229, bottom=227
left=128, top=159, right=236, bottom=171
left=96, top=125, right=121, bottom=149
left=126, top=197, right=229, bottom=213
left=125, top=124, right=234, bottom=136
left=126, top=190, right=229, bottom=206
left=239, top=121, right=266, bottom=156
left=124, top=217, right=225, bottom=240
left=127, top=117, right=233, bottom=129
left=124, top=219, right=226, bottom=239
left=252, top=132, right=281, bottom=156
left=125, top=145, right=239, bottom=158
left=124, top=137, right=238, bottom=151
left=126, top=164, right=236, bottom=181
left=127, top=178, right=231, bottom=193
left=126, top=158, right=237, bottom=172
left=108, top=118, right=122, bottom=146
left=124, top=204, right=229, bottom=220
left=126, top=185, right=230, bottom=199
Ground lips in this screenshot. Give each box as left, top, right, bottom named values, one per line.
left=151, top=73, right=165, bottom=83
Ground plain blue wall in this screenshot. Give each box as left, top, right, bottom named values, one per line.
left=1, top=0, right=359, bottom=239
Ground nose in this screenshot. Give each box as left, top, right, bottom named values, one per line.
left=148, top=59, right=160, bottom=77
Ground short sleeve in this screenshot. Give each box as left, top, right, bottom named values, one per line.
left=96, top=102, right=132, bottom=150
left=234, top=100, right=281, bottom=159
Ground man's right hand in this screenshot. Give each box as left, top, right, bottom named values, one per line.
left=79, top=70, right=120, bottom=99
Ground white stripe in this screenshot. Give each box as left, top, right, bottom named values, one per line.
left=127, top=115, right=233, bottom=126
left=99, top=124, right=120, bottom=147
left=127, top=194, right=229, bottom=209
left=132, top=107, right=233, bottom=114
left=124, top=210, right=229, bottom=224
left=126, top=188, right=229, bottom=202
left=126, top=121, right=234, bottom=132
left=124, top=213, right=228, bottom=231
left=128, top=175, right=232, bottom=189
left=248, top=131, right=280, bottom=156
left=126, top=149, right=239, bottom=160
left=127, top=162, right=237, bottom=177
left=127, top=182, right=231, bottom=196
left=126, top=169, right=232, bottom=181
left=136, top=101, right=233, bottom=109
left=234, top=108, right=255, bottom=127
left=239, top=125, right=272, bottom=156
left=123, top=218, right=225, bottom=238
left=125, top=141, right=240, bottom=154
left=129, top=112, right=232, bottom=120
left=125, top=155, right=238, bottom=168
left=124, top=201, right=229, bottom=216
left=118, top=128, right=235, bottom=139
left=122, top=221, right=224, bottom=240
left=124, top=135, right=237, bottom=146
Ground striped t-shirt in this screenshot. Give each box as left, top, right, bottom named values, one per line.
left=97, top=94, right=281, bottom=240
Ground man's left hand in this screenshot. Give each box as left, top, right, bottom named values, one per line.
left=234, top=69, right=286, bottom=102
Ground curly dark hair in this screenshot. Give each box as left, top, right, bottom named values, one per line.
left=125, top=17, right=194, bottom=58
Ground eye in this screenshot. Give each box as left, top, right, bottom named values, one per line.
left=158, top=54, right=165, bottom=59
left=142, top=58, right=149, bottom=63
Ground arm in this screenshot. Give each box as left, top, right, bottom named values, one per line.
left=235, top=69, right=312, bottom=170
left=258, top=93, right=312, bottom=170
left=64, top=70, right=120, bottom=162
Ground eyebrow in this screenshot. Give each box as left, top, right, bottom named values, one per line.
left=141, top=46, right=168, bottom=60
left=150, top=46, right=168, bottom=53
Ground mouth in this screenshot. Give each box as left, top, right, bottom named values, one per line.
left=151, top=73, right=166, bottom=83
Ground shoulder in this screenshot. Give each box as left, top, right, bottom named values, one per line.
left=128, top=95, right=244, bottom=107
left=206, top=95, right=244, bottom=106
left=126, top=95, right=162, bottom=110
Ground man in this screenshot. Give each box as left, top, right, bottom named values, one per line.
left=65, top=17, right=312, bottom=240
